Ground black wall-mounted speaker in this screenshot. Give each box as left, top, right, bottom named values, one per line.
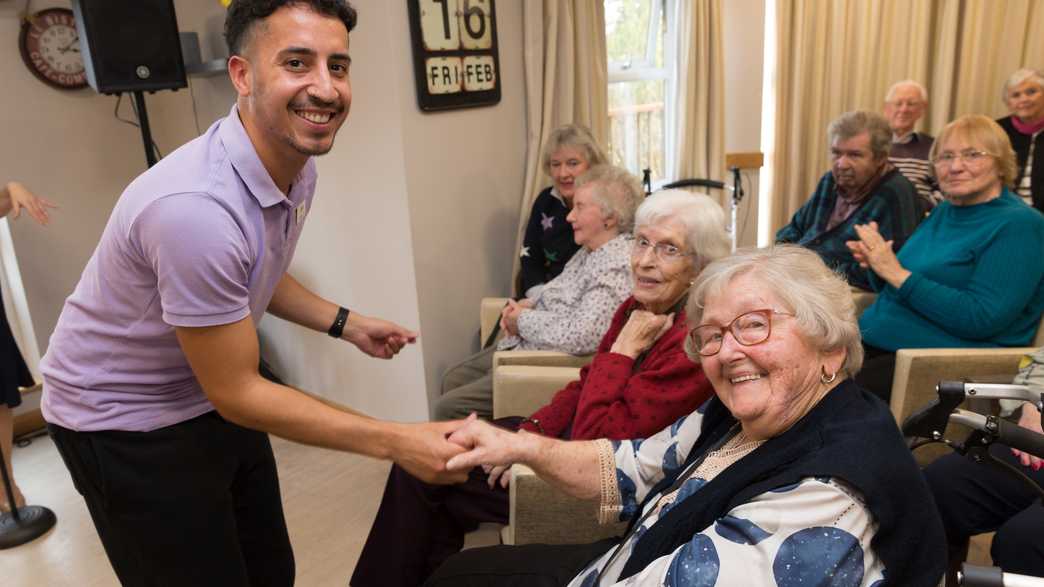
left=71, top=0, right=187, bottom=94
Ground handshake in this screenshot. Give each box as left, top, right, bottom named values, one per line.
left=389, top=415, right=542, bottom=486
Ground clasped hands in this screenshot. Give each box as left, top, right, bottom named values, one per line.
left=499, top=299, right=535, bottom=337
left=401, top=414, right=532, bottom=489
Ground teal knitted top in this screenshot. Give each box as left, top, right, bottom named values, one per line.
left=860, top=189, right=1044, bottom=350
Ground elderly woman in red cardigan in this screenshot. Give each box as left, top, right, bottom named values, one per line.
left=351, top=190, right=731, bottom=587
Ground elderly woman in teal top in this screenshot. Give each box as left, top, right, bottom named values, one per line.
left=847, top=114, right=1044, bottom=402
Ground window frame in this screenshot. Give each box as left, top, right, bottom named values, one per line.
left=606, top=0, right=679, bottom=187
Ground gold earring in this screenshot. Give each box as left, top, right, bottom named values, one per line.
left=820, top=365, right=837, bottom=384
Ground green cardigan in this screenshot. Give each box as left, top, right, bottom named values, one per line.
left=861, top=189, right=1044, bottom=350
left=776, top=169, right=922, bottom=290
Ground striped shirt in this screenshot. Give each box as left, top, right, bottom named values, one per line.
left=890, top=132, right=939, bottom=213
left=1017, top=131, right=1039, bottom=206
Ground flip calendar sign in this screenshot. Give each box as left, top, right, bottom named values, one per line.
left=407, top=0, right=501, bottom=111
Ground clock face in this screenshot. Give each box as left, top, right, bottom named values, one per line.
left=19, top=8, right=88, bottom=90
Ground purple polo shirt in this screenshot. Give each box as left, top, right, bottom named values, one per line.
left=41, top=105, right=316, bottom=432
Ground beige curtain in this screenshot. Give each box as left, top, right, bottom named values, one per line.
left=511, top=0, right=609, bottom=282
left=769, top=0, right=1044, bottom=234
left=673, top=0, right=725, bottom=204
left=929, top=0, right=1044, bottom=129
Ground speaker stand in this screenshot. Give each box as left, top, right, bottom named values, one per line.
left=132, top=91, right=159, bottom=168
left=0, top=443, right=56, bottom=549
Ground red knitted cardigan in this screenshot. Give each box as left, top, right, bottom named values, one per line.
left=520, top=296, right=713, bottom=440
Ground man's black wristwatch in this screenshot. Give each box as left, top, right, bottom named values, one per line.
left=328, top=306, right=350, bottom=338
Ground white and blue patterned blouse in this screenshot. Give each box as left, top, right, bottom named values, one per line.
left=567, top=410, right=887, bottom=587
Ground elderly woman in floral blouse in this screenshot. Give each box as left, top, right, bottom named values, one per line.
left=428, top=246, right=946, bottom=587
left=433, top=164, right=643, bottom=421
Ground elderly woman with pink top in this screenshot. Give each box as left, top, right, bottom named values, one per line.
left=997, top=68, right=1044, bottom=212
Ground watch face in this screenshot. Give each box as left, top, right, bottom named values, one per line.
left=19, top=8, right=88, bottom=90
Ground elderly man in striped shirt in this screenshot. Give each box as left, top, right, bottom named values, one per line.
left=884, top=80, right=940, bottom=214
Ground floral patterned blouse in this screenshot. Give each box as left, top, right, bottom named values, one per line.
left=566, top=409, right=887, bottom=587
left=498, top=234, right=633, bottom=355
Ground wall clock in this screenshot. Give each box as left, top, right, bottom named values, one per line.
left=19, top=8, right=88, bottom=90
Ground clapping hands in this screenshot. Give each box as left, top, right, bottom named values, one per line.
left=845, top=221, right=911, bottom=288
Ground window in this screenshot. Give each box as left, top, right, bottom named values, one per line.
left=605, top=0, right=677, bottom=186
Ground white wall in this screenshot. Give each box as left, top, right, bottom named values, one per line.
left=257, top=1, right=430, bottom=420
left=262, top=1, right=526, bottom=418
left=722, top=0, right=765, bottom=248
left=394, top=2, right=526, bottom=409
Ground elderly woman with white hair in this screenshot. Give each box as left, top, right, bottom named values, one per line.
left=352, top=191, right=731, bottom=587
left=997, top=68, right=1044, bottom=212
left=433, top=165, right=643, bottom=422
left=426, top=246, right=946, bottom=587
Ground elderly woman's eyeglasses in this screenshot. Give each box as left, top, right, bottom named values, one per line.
left=632, top=236, right=690, bottom=261
left=689, top=309, right=793, bottom=356
left=932, top=149, right=991, bottom=168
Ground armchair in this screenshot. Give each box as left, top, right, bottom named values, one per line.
left=480, top=297, right=509, bottom=346
left=889, top=314, right=1043, bottom=453
left=492, top=364, right=579, bottom=420
left=491, top=363, right=626, bottom=544
left=887, top=331, right=1042, bottom=572
left=889, top=347, right=1037, bottom=466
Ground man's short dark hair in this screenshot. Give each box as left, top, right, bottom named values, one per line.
left=225, top=0, right=358, bottom=57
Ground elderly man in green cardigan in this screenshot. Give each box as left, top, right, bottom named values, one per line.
left=776, top=110, right=922, bottom=290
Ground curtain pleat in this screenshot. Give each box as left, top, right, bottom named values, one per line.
left=511, top=0, right=609, bottom=283
left=674, top=0, right=725, bottom=206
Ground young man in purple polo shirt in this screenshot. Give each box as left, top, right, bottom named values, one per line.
left=39, top=1, right=467, bottom=585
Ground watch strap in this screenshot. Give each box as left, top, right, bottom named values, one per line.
left=328, top=306, right=350, bottom=338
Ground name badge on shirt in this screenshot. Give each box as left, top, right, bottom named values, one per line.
left=295, top=202, right=307, bottom=225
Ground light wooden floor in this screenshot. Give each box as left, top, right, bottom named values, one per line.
left=5, top=433, right=394, bottom=587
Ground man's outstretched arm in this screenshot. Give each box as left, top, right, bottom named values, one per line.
left=267, top=273, right=418, bottom=359
left=176, top=317, right=464, bottom=483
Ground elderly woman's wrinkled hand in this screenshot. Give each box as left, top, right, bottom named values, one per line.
left=610, top=310, right=673, bottom=359
left=483, top=463, right=513, bottom=489
left=445, top=417, right=533, bottom=472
